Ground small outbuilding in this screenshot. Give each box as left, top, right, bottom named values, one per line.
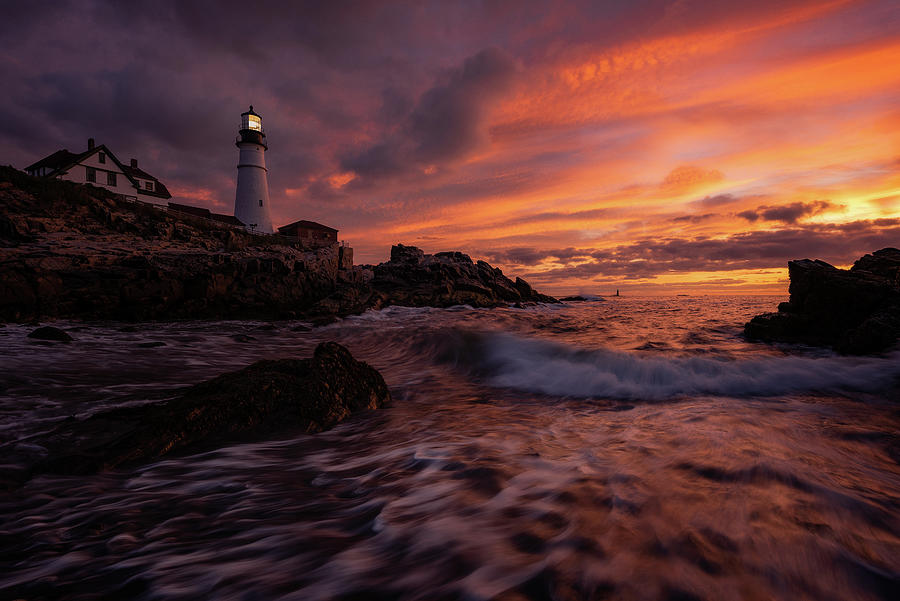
left=277, top=220, right=338, bottom=248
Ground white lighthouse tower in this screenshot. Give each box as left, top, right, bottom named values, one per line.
left=234, top=106, right=274, bottom=233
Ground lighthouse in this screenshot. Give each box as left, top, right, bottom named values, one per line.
left=234, top=106, right=274, bottom=233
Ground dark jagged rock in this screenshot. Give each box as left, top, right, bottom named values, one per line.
left=17, top=342, right=389, bottom=479
left=27, top=325, right=73, bottom=342
left=390, top=243, right=425, bottom=265
left=561, top=295, right=587, bottom=302
left=744, top=248, right=900, bottom=354
left=367, top=245, right=559, bottom=308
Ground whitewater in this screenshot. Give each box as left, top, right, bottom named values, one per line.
left=1, top=296, right=898, bottom=600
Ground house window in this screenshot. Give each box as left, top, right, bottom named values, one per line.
left=86, top=167, right=96, bottom=182
left=107, top=172, right=117, bottom=186
left=145, top=181, right=154, bottom=191
left=259, top=199, right=263, bottom=207
left=98, top=152, right=106, bottom=164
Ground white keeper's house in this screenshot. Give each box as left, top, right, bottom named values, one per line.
left=24, top=138, right=171, bottom=205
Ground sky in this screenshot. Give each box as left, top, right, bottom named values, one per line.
left=1, top=0, right=898, bottom=295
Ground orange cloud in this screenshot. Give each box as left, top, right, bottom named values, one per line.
left=660, top=166, right=725, bottom=194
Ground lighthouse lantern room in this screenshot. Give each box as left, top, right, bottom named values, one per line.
left=233, top=105, right=274, bottom=233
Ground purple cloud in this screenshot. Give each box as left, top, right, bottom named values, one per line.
left=738, top=200, right=835, bottom=223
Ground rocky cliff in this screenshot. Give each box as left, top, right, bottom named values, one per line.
left=0, top=167, right=555, bottom=322
left=744, top=248, right=900, bottom=354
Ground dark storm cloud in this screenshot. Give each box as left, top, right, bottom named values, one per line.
left=493, top=219, right=900, bottom=279
left=89, top=0, right=407, bottom=69
left=340, top=47, right=520, bottom=180
left=737, top=200, right=835, bottom=223
left=411, top=47, right=519, bottom=161
left=379, top=87, right=415, bottom=126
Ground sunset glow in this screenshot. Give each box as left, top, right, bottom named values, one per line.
left=3, top=0, right=898, bottom=294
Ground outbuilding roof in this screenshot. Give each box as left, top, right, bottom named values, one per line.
left=277, top=219, right=338, bottom=234
left=168, top=202, right=211, bottom=218
left=168, top=202, right=245, bottom=227
left=210, top=213, right=244, bottom=226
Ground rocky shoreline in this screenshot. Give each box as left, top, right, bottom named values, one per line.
left=0, top=166, right=557, bottom=324
left=745, top=248, right=900, bottom=354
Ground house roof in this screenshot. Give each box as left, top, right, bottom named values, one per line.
left=25, top=143, right=171, bottom=199
left=25, top=149, right=86, bottom=173
left=278, top=219, right=338, bottom=234
left=122, top=164, right=171, bottom=198
left=27, top=144, right=120, bottom=179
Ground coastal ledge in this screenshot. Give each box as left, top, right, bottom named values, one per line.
left=744, top=248, right=900, bottom=354
left=0, top=166, right=556, bottom=322
left=4, top=342, right=389, bottom=485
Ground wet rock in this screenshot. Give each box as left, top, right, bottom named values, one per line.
left=745, top=248, right=900, bottom=354
left=561, top=295, right=587, bottom=302
left=26, top=342, right=390, bottom=478
left=27, top=325, right=73, bottom=342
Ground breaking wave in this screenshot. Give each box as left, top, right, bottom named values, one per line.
left=437, top=331, right=900, bottom=400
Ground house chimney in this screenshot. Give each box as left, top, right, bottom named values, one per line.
left=88, top=138, right=95, bottom=150
left=130, top=158, right=138, bottom=168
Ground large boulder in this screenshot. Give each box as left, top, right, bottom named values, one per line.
left=20, top=342, right=390, bottom=479
left=27, top=325, right=73, bottom=342
left=745, top=248, right=900, bottom=354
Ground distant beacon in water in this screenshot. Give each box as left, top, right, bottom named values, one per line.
left=233, top=105, right=274, bottom=233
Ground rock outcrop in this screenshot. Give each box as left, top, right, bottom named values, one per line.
left=365, top=243, right=559, bottom=308
left=744, top=248, right=900, bottom=354
left=10, top=342, right=389, bottom=480
left=0, top=167, right=556, bottom=322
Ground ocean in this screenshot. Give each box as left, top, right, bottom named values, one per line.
left=2, top=296, right=899, bottom=600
